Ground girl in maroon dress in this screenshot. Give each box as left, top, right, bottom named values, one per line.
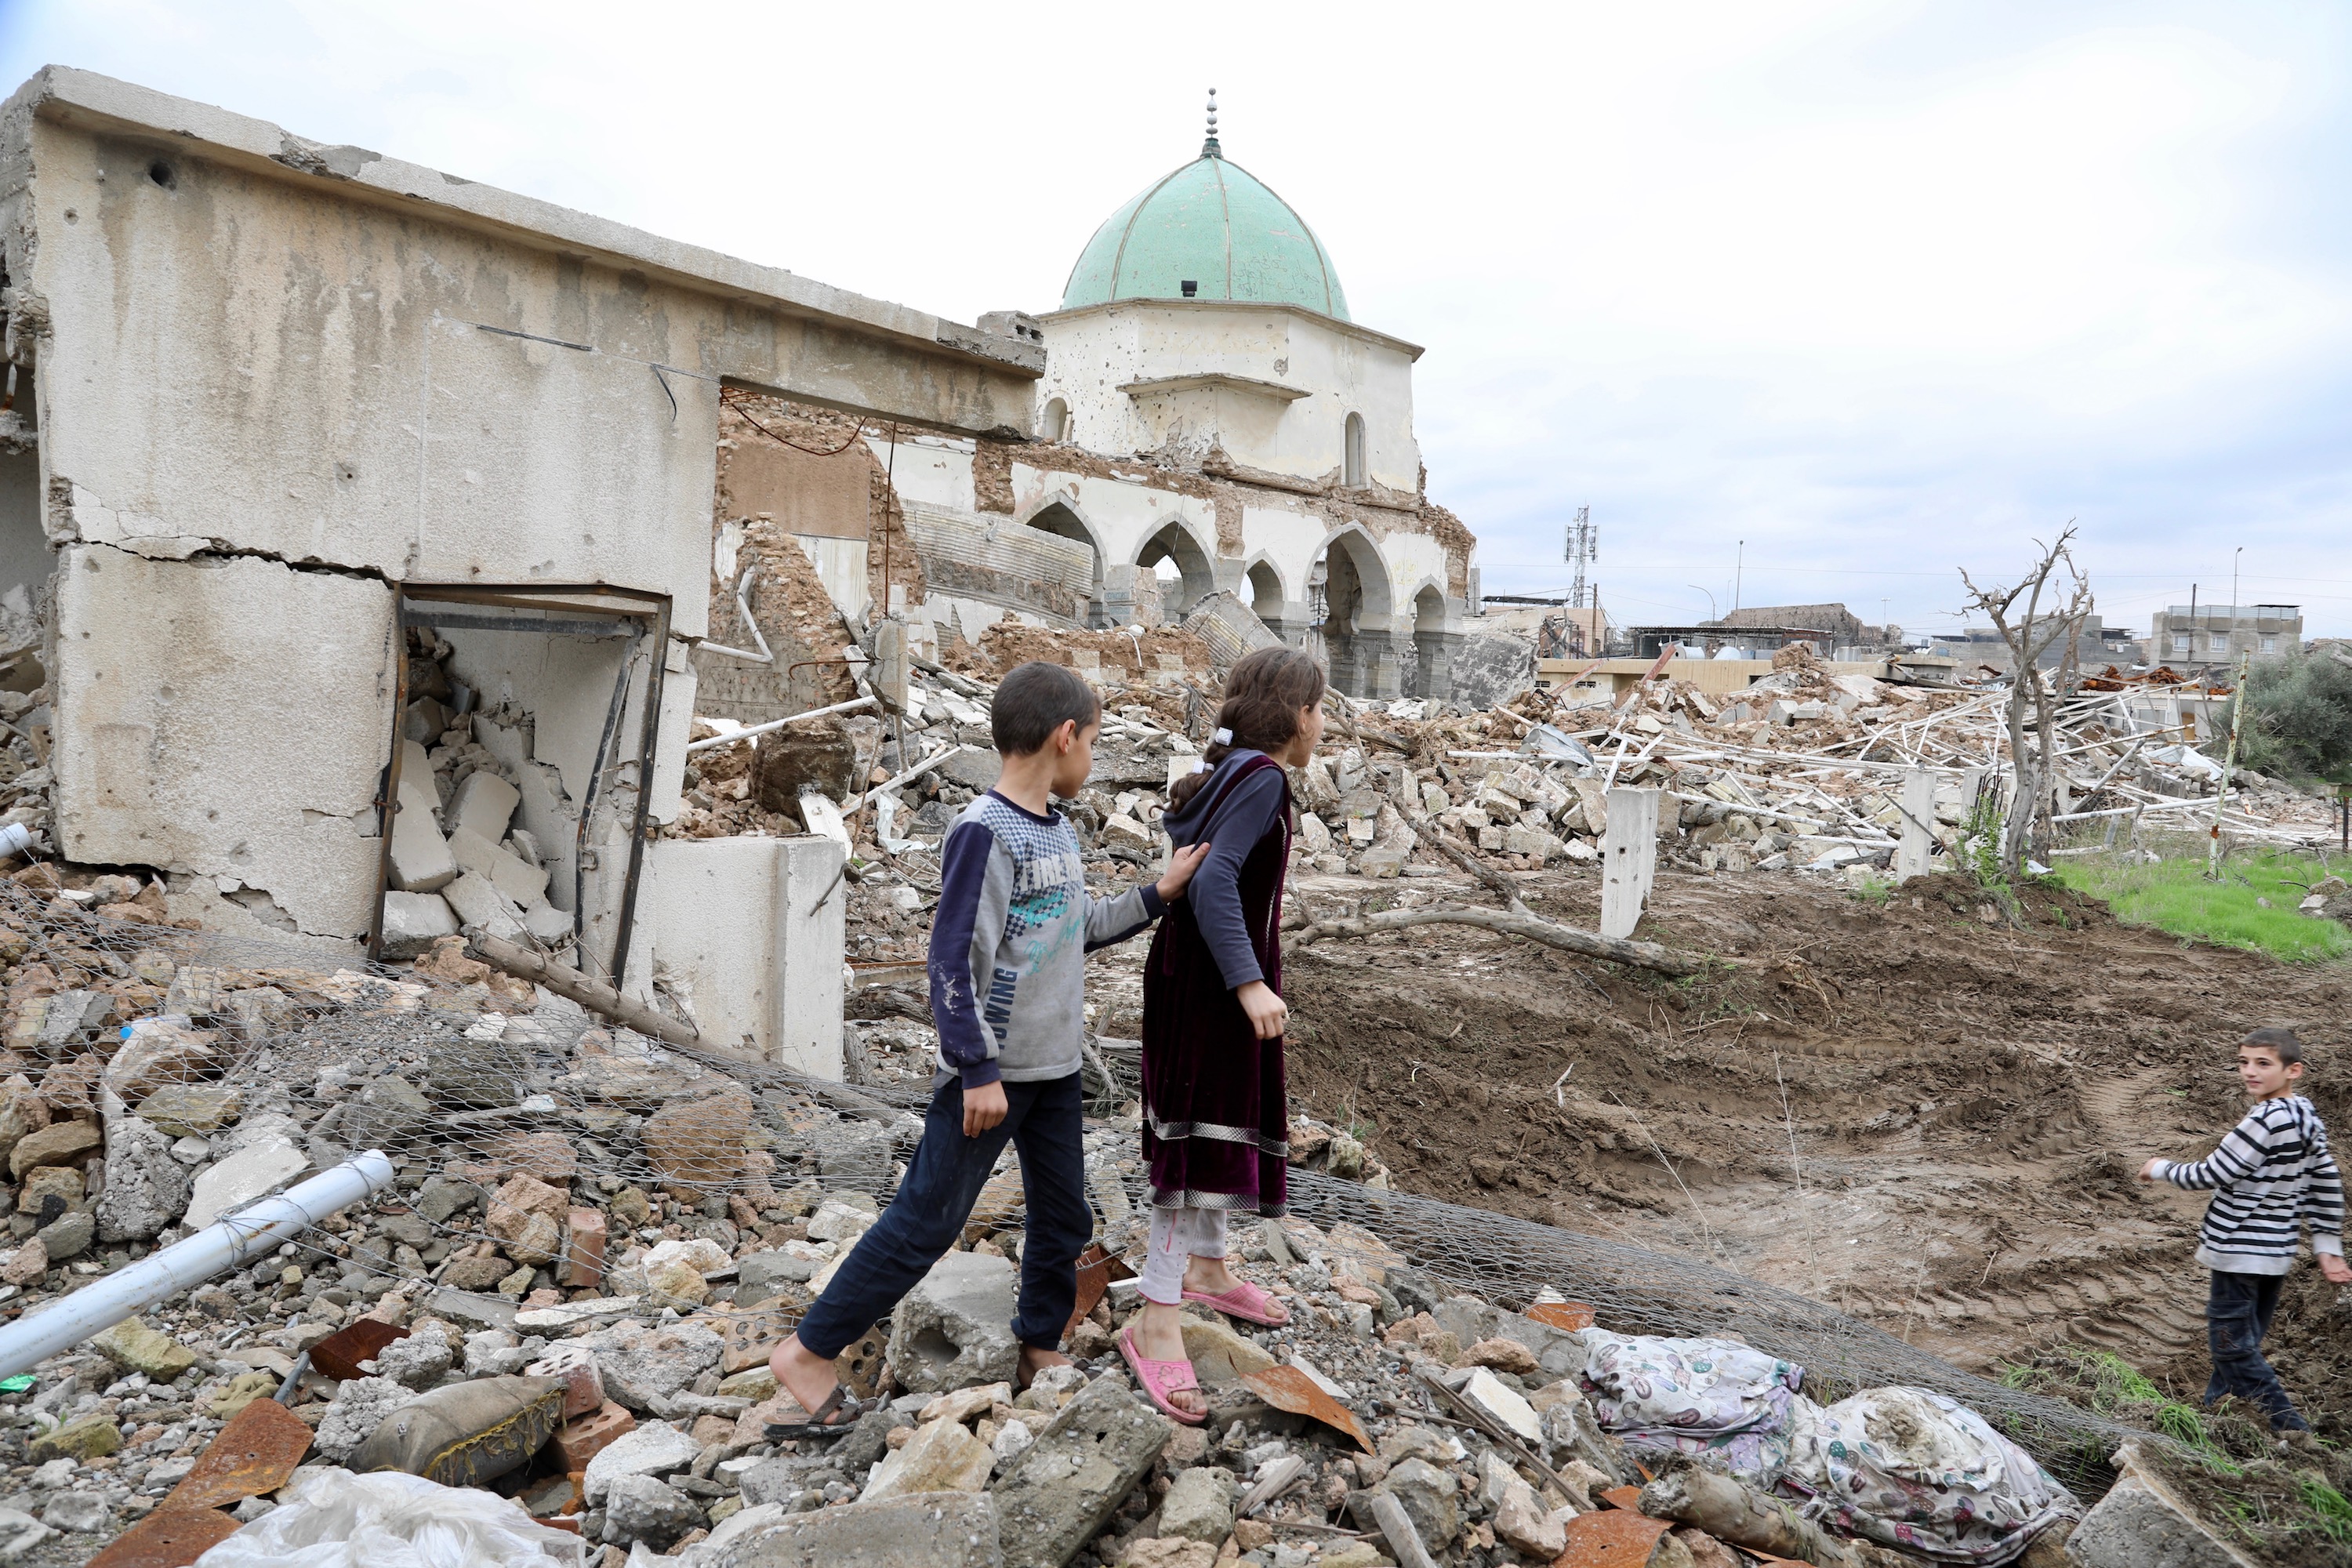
left=1120, top=647, right=1327, bottom=1422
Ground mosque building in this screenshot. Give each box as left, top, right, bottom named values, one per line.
left=706, top=93, right=1495, bottom=707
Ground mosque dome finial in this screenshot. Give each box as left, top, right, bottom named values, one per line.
left=1203, top=87, right=1220, bottom=158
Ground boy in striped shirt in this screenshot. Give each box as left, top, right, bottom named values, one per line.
left=2139, top=1027, right=2350, bottom=1432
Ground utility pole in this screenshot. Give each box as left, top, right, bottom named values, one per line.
left=2230, top=547, right=2244, bottom=666
left=1734, top=540, right=1744, bottom=615
left=2208, top=649, right=2249, bottom=880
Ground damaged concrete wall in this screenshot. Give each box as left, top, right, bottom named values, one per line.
left=0, top=67, right=1044, bottom=960
left=51, top=546, right=395, bottom=937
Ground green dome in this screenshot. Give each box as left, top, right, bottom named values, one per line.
left=1060, top=146, right=1349, bottom=321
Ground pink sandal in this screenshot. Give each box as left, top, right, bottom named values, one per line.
left=1117, top=1324, right=1207, bottom=1425
left=1182, top=1280, right=1290, bottom=1327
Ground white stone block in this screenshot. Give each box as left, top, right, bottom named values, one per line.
left=387, top=786, right=458, bottom=894
left=448, top=771, right=521, bottom=844
left=798, top=792, right=849, bottom=847
left=184, top=1138, right=307, bottom=1229
left=522, top=900, right=575, bottom=946
left=441, top=871, right=526, bottom=941
left=447, top=825, right=551, bottom=906
left=380, top=891, right=458, bottom=960
left=1600, top=787, right=1661, bottom=941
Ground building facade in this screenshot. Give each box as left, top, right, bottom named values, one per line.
left=2149, top=604, right=2303, bottom=670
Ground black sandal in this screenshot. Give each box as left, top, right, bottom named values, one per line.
left=765, top=1385, right=873, bottom=1441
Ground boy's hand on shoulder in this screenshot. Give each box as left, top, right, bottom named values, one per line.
left=2324, top=1254, right=2352, bottom=1285
left=963, top=1080, right=1008, bottom=1138
left=1156, top=842, right=1212, bottom=903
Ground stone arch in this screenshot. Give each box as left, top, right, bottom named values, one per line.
left=1410, top=579, right=1457, bottom=700
left=1311, top=524, right=1396, bottom=698
left=1019, top=493, right=1108, bottom=625
left=1040, top=395, right=1069, bottom=442
left=1135, top=514, right=1218, bottom=619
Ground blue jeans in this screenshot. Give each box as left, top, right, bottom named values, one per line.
left=2205, top=1270, right=2307, bottom=1432
left=795, top=1071, right=1091, bottom=1359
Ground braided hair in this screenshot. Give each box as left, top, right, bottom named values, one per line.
left=1168, top=646, right=1327, bottom=811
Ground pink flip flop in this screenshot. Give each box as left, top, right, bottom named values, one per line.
left=1117, top=1324, right=1207, bottom=1425
left=1182, top=1279, right=1290, bottom=1327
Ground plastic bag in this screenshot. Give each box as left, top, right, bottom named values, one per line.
left=193, top=1465, right=581, bottom=1568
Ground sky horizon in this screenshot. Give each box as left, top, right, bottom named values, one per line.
left=2, top=2, right=2347, bottom=642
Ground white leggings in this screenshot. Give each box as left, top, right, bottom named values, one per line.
left=1139, top=1207, right=1229, bottom=1305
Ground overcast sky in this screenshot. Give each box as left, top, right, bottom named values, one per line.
left=5, top=2, right=2348, bottom=641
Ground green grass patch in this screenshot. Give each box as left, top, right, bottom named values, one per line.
left=2049, top=846, right=2352, bottom=964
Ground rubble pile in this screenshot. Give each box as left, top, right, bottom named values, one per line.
left=381, top=629, right=577, bottom=960
left=0, top=887, right=2168, bottom=1566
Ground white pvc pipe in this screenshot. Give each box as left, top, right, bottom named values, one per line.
left=0, top=1150, right=396, bottom=1380
left=684, top=695, right=877, bottom=754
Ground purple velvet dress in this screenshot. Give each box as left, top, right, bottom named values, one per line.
left=1140, top=751, right=1294, bottom=1215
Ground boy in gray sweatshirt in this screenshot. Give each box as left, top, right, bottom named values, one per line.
left=768, top=662, right=1205, bottom=1429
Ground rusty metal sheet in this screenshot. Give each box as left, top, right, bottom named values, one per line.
left=162, top=1396, right=314, bottom=1512
left=1064, top=1242, right=1126, bottom=1338
left=1599, top=1484, right=1646, bottom=1512
left=84, top=1505, right=244, bottom=1568
left=306, top=1316, right=408, bottom=1381
left=1526, top=1300, right=1596, bottom=1332
left=1239, top=1365, right=1372, bottom=1454
left=1551, top=1510, right=1671, bottom=1567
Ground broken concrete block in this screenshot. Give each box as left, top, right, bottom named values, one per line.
left=564, top=1207, right=608, bottom=1288
left=991, top=1374, right=1171, bottom=1568
left=312, top=1376, right=415, bottom=1464
left=95, top=1114, right=194, bottom=1242
left=29, top=1413, right=119, bottom=1464
left=1494, top=1479, right=1566, bottom=1559
left=884, top=1250, right=1020, bottom=1395
left=572, top=1319, right=725, bottom=1412
left=1159, top=1465, right=1238, bottom=1544
left=448, top=769, right=521, bottom=843
left=521, top=899, right=574, bottom=946
left=379, top=891, right=459, bottom=960
left=37, top=1210, right=93, bottom=1261
left=1358, top=848, right=1405, bottom=879
left=389, top=781, right=459, bottom=893
left=447, top=825, right=551, bottom=906
left=2065, top=1442, right=2248, bottom=1568
left=861, top=1415, right=996, bottom=1501
left=103, top=1018, right=222, bottom=1105
left=441, top=871, right=526, bottom=941
left=699, top=1491, right=1001, bottom=1568
left=583, top=1417, right=701, bottom=1505
left=1378, top=1457, right=1461, bottom=1555
left=605, top=1472, right=704, bottom=1551
left=183, top=1137, right=307, bottom=1229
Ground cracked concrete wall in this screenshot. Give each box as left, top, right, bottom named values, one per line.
left=52, top=545, right=395, bottom=938
left=0, top=68, right=1040, bottom=977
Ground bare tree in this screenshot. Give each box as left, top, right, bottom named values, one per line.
left=1958, top=529, right=2094, bottom=885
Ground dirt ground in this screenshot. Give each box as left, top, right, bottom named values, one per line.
left=1083, top=862, right=2352, bottom=1432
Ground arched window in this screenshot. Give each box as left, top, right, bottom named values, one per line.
left=1041, top=397, right=1069, bottom=443
left=1343, top=412, right=1366, bottom=488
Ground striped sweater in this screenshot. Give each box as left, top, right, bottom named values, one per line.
left=2153, top=1094, right=2346, bottom=1276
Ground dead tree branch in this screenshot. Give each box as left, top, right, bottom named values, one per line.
left=1958, top=528, right=2093, bottom=884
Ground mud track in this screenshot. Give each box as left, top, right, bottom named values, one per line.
left=1086, top=864, right=2352, bottom=1431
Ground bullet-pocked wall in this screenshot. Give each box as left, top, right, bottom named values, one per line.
left=0, top=67, right=1040, bottom=964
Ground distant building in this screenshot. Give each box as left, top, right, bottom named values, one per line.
left=1929, top=616, right=2141, bottom=673
left=2149, top=604, right=2302, bottom=671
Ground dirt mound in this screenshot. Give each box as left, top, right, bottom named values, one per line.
left=1242, top=862, right=2352, bottom=1422
left=945, top=620, right=1216, bottom=686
